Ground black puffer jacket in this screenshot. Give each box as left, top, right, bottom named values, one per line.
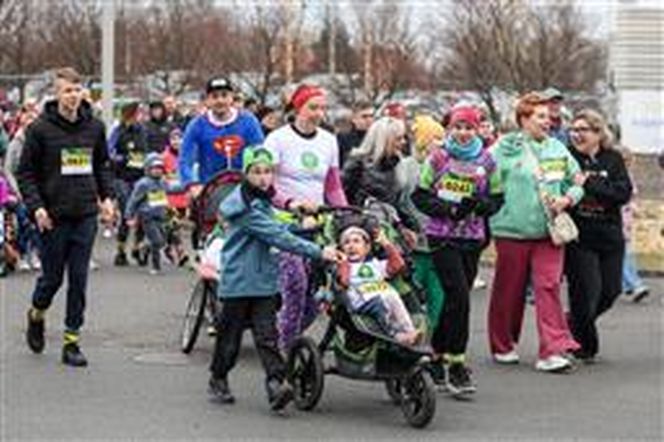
left=342, top=154, right=418, bottom=230
left=17, top=100, right=114, bottom=220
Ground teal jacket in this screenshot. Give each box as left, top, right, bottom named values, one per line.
left=218, top=184, right=323, bottom=299
left=490, top=132, right=584, bottom=240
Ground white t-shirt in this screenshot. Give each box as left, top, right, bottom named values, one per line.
left=346, top=259, right=399, bottom=311
left=264, top=125, right=340, bottom=205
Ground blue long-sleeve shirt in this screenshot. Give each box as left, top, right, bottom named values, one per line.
left=125, top=175, right=169, bottom=221
left=178, top=110, right=264, bottom=187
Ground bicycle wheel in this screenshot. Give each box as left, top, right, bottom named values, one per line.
left=180, top=280, right=210, bottom=353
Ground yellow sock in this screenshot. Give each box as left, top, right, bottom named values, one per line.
left=29, top=307, right=46, bottom=321
left=64, top=331, right=79, bottom=345
left=447, top=353, right=466, bottom=365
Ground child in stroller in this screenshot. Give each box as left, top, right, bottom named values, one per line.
left=336, top=224, right=421, bottom=346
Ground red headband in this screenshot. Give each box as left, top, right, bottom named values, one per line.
left=291, top=85, right=324, bottom=112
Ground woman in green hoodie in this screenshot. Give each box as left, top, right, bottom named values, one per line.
left=488, top=92, right=583, bottom=373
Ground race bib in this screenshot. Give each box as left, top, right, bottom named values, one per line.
left=357, top=281, right=390, bottom=300
left=540, top=158, right=566, bottom=183
left=127, top=151, right=145, bottom=169
left=147, top=190, right=168, bottom=208
left=437, top=173, right=476, bottom=203
left=61, top=148, right=92, bottom=175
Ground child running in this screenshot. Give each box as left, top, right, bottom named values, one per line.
left=336, top=225, right=420, bottom=345
left=125, top=153, right=173, bottom=274
left=208, top=146, right=341, bottom=411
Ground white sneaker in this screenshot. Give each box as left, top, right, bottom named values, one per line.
left=30, top=254, right=41, bottom=271
left=472, top=276, right=487, bottom=290
left=535, top=354, right=573, bottom=373
left=89, top=259, right=100, bottom=271
left=17, top=259, right=32, bottom=272
left=494, top=350, right=520, bottom=364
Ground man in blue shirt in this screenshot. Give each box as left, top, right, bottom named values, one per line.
left=179, top=77, right=264, bottom=199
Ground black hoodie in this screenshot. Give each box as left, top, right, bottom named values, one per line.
left=17, top=100, right=114, bottom=220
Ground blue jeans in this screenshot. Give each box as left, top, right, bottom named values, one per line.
left=31, top=216, right=97, bottom=332
left=622, top=244, right=644, bottom=292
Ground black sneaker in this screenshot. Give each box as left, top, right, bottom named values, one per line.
left=633, top=287, right=650, bottom=304
left=26, top=309, right=45, bottom=353
left=267, top=379, right=294, bottom=411
left=446, top=363, right=476, bottom=397
left=208, top=377, right=235, bottom=404
left=428, top=360, right=447, bottom=388
left=62, top=343, right=88, bottom=367
left=113, top=251, right=128, bottom=267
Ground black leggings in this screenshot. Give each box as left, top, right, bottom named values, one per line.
left=430, top=246, right=480, bottom=356
left=565, top=241, right=624, bottom=357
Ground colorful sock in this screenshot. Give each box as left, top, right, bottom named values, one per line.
left=446, top=353, right=466, bottom=365
left=64, top=330, right=79, bottom=346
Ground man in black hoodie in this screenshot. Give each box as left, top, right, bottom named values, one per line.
left=18, top=67, right=115, bottom=367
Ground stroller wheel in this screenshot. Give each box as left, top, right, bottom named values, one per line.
left=180, top=280, right=210, bottom=353
left=287, top=336, right=324, bottom=411
left=385, top=379, right=403, bottom=405
left=401, top=366, right=436, bottom=428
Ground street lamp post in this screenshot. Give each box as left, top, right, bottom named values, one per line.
left=102, top=0, right=115, bottom=129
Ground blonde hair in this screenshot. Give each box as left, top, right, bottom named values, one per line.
left=54, top=67, right=82, bottom=84
left=351, top=116, right=405, bottom=165
left=572, top=109, right=613, bottom=150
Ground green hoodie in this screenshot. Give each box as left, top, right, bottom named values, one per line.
left=489, top=132, right=583, bottom=240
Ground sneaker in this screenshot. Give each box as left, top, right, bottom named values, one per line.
left=114, top=251, right=128, bottom=267
left=178, top=254, right=190, bottom=267
left=62, top=343, right=88, bottom=367
left=30, top=254, right=41, bottom=271
left=89, top=259, right=100, bottom=271
left=149, top=268, right=161, bottom=276
left=17, top=259, right=32, bottom=272
left=472, top=276, right=487, bottom=290
left=446, top=363, right=477, bottom=396
left=267, top=379, right=294, bottom=411
left=208, top=377, right=235, bottom=404
left=493, top=350, right=520, bottom=364
left=535, top=354, right=573, bottom=373
left=26, top=309, right=45, bottom=353
left=633, top=286, right=650, bottom=303
left=570, top=350, right=597, bottom=365
left=428, top=359, right=447, bottom=388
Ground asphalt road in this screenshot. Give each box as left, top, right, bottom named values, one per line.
left=1, top=238, right=662, bottom=441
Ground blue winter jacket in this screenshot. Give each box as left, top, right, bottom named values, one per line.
left=218, top=185, right=323, bottom=299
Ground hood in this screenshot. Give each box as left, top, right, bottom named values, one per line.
left=497, top=132, right=528, bottom=157
left=42, top=100, right=94, bottom=131
left=219, top=185, right=251, bottom=220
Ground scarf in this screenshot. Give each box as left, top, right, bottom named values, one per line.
left=444, top=135, right=483, bottom=162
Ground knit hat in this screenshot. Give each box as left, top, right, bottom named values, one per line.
left=383, top=102, right=406, bottom=119
left=449, top=106, right=481, bottom=129
left=242, top=146, right=275, bottom=173
left=411, top=115, right=445, bottom=151
left=290, top=85, right=325, bottom=112
left=339, top=225, right=371, bottom=245
left=144, top=152, right=165, bottom=170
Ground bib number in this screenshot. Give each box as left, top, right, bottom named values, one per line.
left=540, top=158, right=566, bottom=183
left=61, top=148, right=92, bottom=175
left=147, top=190, right=168, bottom=208
left=437, top=173, right=476, bottom=203
left=127, top=151, right=145, bottom=169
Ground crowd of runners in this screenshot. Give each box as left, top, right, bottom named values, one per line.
left=0, top=66, right=655, bottom=413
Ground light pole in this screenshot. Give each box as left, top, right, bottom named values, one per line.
left=101, top=0, right=115, bottom=129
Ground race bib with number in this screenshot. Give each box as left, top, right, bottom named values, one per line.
left=147, top=190, right=168, bottom=208
left=540, top=158, right=567, bottom=183
left=436, top=173, right=476, bottom=203
left=127, top=151, right=145, bottom=169
left=358, top=281, right=390, bottom=298
left=61, top=148, right=93, bottom=175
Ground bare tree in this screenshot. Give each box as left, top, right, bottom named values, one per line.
left=431, top=0, right=607, bottom=121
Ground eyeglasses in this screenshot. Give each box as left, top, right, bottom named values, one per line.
left=570, top=127, right=597, bottom=134
left=307, top=103, right=327, bottom=112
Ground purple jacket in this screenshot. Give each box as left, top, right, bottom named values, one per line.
left=420, top=148, right=496, bottom=241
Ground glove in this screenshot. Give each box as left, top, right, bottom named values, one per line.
left=449, top=197, right=477, bottom=221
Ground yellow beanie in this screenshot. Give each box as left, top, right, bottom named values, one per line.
left=411, top=115, right=445, bottom=153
